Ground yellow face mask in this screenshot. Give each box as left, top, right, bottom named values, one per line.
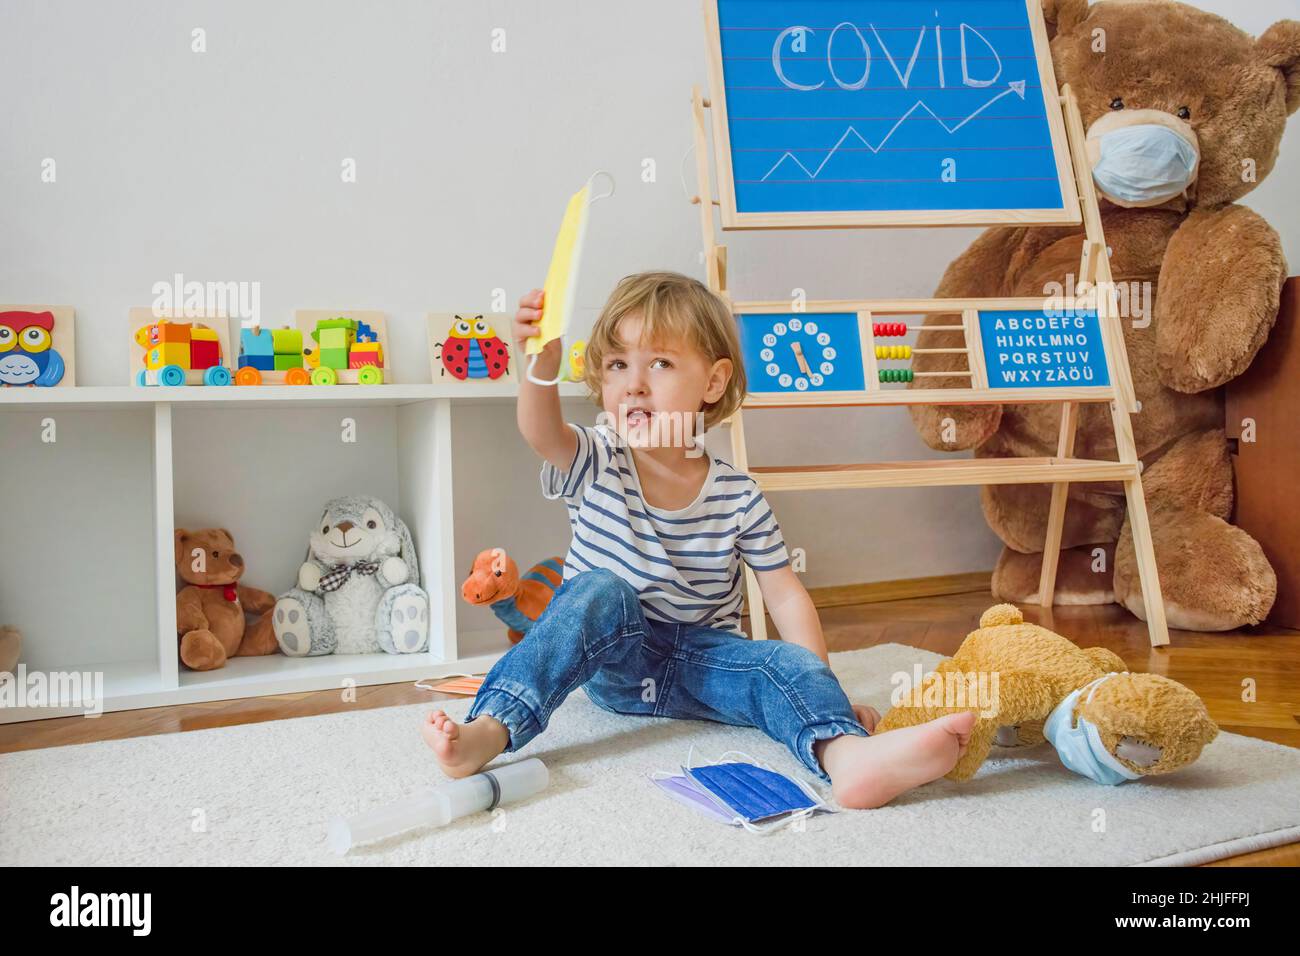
left=527, top=171, right=614, bottom=386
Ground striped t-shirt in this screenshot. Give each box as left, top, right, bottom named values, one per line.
left=540, top=422, right=790, bottom=636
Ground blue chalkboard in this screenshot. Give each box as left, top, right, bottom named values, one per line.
left=978, top=308, right=1110, bottom=389
left=708, top=0, right=1075, bottom=224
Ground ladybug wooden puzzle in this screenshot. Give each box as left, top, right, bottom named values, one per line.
left=434, top=314, right=510, bottom=380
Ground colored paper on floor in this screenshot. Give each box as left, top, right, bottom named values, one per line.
left=427, top=676, right=484, bottom=696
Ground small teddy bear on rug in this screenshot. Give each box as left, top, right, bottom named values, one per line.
left=874, top=604, right=1218, bottom=784
left=273, top=495, right=430, bottom=656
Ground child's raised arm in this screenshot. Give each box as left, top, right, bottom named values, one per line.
left=513, top=288, right=578, bottom=472
left=753, top=564, right=830, bottom=662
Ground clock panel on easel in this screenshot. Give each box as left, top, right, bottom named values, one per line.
left=737, top=312, right=864, bottom=394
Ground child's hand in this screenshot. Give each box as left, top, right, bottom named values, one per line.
left=513, top=288, right=561, bottom=356
left=853, top=703, right=881, bottom=733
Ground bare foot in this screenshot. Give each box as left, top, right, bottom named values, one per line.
left=420, top=709, right=510, bottom=779
left=818, top=711, right=978, bottom=809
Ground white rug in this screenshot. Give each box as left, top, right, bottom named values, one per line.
left=3, top=644, right=1299, bottom=866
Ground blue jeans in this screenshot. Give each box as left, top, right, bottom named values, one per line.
left=465, top=567, right=868, bottom=782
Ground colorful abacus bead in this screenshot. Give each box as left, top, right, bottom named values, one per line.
left=875, top=345, right=912, bottom=360
left=878, top=368, right=914, bottom=383
left=873, top=322, right=906, bottom=337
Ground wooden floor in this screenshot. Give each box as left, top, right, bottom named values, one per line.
left=3, top=588, right=1298, bottom=866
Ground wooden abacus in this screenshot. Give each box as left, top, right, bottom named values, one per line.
left=872, top=323, right=970, bottom=383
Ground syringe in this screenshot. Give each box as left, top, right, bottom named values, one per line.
left=327, top=757, right=549, bottom=855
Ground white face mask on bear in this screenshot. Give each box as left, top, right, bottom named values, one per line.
left=1093, top=125, right=1199, bottom=206
left=1043, top=674, right=1143, bottom=786
left=1085, top=111, right=1200, bottom=208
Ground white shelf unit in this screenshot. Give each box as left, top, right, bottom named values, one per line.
left=0, top=382, right=591, bottom=723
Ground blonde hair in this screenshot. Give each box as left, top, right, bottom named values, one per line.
left=582, top=271, right=745, bottom=429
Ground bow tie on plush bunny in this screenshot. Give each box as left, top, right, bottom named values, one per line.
left=318, top=560, right=382, bottom=592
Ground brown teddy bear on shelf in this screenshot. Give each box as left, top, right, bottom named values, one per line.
left=910, top=0, right=1300, bottom=630
left=175, top=528, right=279, bottom=671
left=875, top=604, right=1218, bottom=784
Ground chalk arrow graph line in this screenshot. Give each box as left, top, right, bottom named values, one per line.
left=758, top=81, right=1027, bottom=182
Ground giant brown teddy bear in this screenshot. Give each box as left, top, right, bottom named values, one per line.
left=912, top=0, right=1299, bottom=630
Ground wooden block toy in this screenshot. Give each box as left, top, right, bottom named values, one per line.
left=274, top=352, right=303, bottom=371
left=319, top=347, right=349, bottom=369
left=315, top=317, right=356, bottom=333
left=312, top=317, right=357, bottom=351
left=317, top=327, right=350, bottom=351
left=159, top=322, right=192, bottom=345
left=146, top=343, right=191, bottom=370
left=190, top=338, right=221, bottom=369
left=271, top=328, right=302, bottom=355
left=238, top=353, right=275, bottom=371
left=240, top=327, right=275, bottom=356
left=134, top=322, right=161, bottom=348
left=127, top=308, right=231, bottom=387
left=295, top=309, right=390, bottom=385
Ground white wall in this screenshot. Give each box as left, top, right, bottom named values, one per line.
left=3, top=0, right=1297, bottom=594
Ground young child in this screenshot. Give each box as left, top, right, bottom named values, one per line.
left=423, top=271, right=976, bottom=809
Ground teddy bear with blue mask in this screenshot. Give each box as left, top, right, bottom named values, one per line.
left=909, top=0, right=1300, bottom=632
left=272, top=495, right=431, bottom=657
left=874, top=604, right=1218, bottom=785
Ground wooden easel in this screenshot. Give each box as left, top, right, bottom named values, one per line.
left=688, top=78, right=1171, bottom=648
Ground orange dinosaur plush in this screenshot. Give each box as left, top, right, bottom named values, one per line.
left=461, top=548, right=563, bottom=644
left=175, top=528, right=279, bottom=670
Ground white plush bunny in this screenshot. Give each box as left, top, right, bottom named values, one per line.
left=272, top=495, right=430, bottom=656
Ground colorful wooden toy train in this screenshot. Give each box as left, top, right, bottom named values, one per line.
left=234, top=317, right=386, bottom=386
left=304, top=316, right=384, bottom=386
left=134, top=319, right=232, bottom=386
left=134, top=316, right=387, bottom=387
left=232, top=325, right=312, bottom=386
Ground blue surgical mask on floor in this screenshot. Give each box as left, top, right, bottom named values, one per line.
left=651, top=748, right=833, bottom=833
left=1043, top=674, right=1143, bottom=786
left=1092, top=124, right=1198, bottom=205
left=688, top=761, right=818, bottom=823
